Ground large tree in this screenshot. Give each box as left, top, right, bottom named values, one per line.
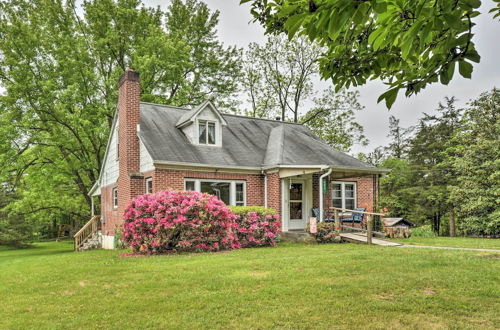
left=448, top=88, right=499, bottom=236
left=0, top=0, right=242, bottom=234
left=243, top=34, right=320, bottom=122
left=241, top=0, right=499, bottom=108
left=300, top=88, right=368, bottom=152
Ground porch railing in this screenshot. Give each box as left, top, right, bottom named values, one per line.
left=74, top=215, right=100, bottom=251
left=329, top=207, right=386, bottom=244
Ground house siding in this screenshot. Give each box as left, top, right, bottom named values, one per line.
left=101, top=119, right=119, bottom=187
left=151, top=169, right=265, bottom=206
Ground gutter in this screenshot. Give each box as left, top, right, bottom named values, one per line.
left=319, top=166, right=332, bottom=222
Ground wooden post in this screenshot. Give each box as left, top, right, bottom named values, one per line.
left=367, top=215, right=373, bottom=245
left=334, top=209, right=340, bottom=232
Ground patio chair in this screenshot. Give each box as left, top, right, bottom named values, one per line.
left=342, top=208, right=366, bottom=223
left=311, top=208, right=334, bottom=222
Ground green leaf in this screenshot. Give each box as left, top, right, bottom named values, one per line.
left=463, top=0, right=481, bottom=9
left=458, top=60, right=473, bottom=78
left=377, top=87, right=399, bottom=109
left=284, top=13, right=307, bottom=39
left=373, top=0, right=387, bottom=14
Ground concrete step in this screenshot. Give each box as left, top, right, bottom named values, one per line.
left=280, top=231, right=314, bottom=243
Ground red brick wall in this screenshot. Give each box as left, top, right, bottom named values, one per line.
left=101, top=184, right=120, bottom=235
left=151, top=169, right=265, bottom=206
left=266, top=172, right=281, bottom=213
left=102, top=69, right=145, bottom=235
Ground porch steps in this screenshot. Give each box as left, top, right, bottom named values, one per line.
left=340, top=232, right=403, bottom=246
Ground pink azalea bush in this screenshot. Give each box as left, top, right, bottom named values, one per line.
left=229, top=206, right=281, bottom=248
left=122, top=190, right=240, bottom=254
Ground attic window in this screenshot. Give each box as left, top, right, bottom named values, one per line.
left=198, top=120, right=216, bottom=145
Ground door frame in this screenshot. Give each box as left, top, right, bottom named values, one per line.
left=281, top=175, right=313, bottom=231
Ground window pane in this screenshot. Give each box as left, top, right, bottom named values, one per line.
left=146, top=179, right=153, bottom=194
left=290, top=183, right=303, bottom=201
left=198, top=121, right=207, bottom=144
left=290, top=202, right=303, bottom=219
left=236, top=183, right=244, bottom=205
left=345, top=184, right=355, bottom=198
left=333, top=184, right=342, bottom=198
left=185, top=180, right=195, bottom=191
left=332, top=199, right=342, bottom=208
left=201, top=181, right=230, bottom=205
left=207, top=122, right=216, bottom=144
left=345, top=199, right=355, bottom=210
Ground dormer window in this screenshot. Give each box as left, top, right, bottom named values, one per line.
left=198, top=120, right=216, bottom=145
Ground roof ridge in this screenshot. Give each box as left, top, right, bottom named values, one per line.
left=140, top=101, right=304, bottom=126
left=222, top=113, right=304, bottom=126
left=140, top=102, right=191, bottom=111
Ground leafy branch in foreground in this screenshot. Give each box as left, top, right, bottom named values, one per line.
left=241, top=0, right=490, bottom=108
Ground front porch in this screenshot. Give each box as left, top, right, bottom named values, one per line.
left=274, top=165, right=389, bottom=233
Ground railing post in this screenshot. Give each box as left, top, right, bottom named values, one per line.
left=367, top=215, right=373, bottom=245
left=334, top=209, right=340, bottom=232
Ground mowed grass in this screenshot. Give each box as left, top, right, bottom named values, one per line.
left=1, top=242, right=499, bottom=329
left=391, top=236, right=500, bottom=249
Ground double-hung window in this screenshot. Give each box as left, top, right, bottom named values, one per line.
left=332, top=181, right=356, bottom=210
left=198, top=120, right=216, bottom=145
left=145, top=178, right=153, bottom=194
left=112, top=187, right=118, bottom=209
left=184, top=179, right=245, bottom=206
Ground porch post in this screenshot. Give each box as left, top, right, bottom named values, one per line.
left=91, top=196, right=95, bottom=217
left=319, top=167, right=332, bottom=222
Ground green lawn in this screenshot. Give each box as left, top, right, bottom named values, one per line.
left=390, top=236, right=500, bottom=249
left=1, top=242, right=499, bottom=329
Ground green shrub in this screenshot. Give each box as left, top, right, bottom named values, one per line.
left=228, top=206, right=276, bottom=216
left=309, top=222, right=342, bottom=244
left=411, top=225, right=437, bottom=237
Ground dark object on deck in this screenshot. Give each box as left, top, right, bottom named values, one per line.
left=383, top=217, right=414, bottom=238
left=342, top=208, right=366, bottom=222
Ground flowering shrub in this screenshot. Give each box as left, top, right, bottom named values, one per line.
left=309, top=222, right=342, bottom=243
left=122, top=190, right=240, bottom=254
left=229, top=206, right=281, bottom=247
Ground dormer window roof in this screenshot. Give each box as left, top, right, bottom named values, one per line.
left=175, top=100, right=227, bottom=128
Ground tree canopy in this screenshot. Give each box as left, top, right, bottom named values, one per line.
left=0, top=0, right=242, bottom=235
left=241, top=0, right=500, bottom=108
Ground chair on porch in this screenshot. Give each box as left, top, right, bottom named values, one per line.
left=312, top=208, right=335, bottom=222
left=342, top=208, right=366, bottom=223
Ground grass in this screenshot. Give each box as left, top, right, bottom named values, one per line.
left=390, top=236, right=500, bottom=249
left=1, top=241, right=499, bottom=329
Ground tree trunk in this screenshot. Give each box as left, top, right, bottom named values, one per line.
left=449, top=208, right=456, bottom=237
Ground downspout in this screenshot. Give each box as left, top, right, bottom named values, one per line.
left=263, top=171, right=268, bottom=208
left=319, top=167, right=332, bottom=222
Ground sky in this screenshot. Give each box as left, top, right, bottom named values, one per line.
left=144, top=0, right=499, bottom=154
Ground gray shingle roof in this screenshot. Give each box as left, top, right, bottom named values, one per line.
left=139, top=102, right=377, bottom=169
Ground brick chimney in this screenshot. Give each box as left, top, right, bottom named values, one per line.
left=117, top=68, right=144, bottom=218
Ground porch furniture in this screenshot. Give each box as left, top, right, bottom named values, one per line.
left=342, top=208, right=366, bottom=223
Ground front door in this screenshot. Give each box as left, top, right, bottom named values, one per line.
left=288, top=180, right=306, bottom=230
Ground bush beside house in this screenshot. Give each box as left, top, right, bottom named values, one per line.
left=229, top=206, right=281, bottom=247
left=122, top=191, right=280, bottom=254
left=122, top=190, right=240, bottom=254
left=309, top=222, right=342, bottom=244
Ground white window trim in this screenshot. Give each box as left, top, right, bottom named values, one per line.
left=145, top=177, right=153, bottom=194
left=198, top=120, right=217, bottom=146
left=112, top=187, right=118, bottom=209
left=184, top=179, right=246, bottom=206
left=332, top=181, right=357, bottom=210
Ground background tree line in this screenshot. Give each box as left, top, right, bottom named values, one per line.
left=0, top=0, right=497, bottom=245
left=359, top=89, right=499, bottom=237
left=0, top=0, right=367, bottom=244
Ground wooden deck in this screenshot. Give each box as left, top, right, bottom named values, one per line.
left=340, top=232, right=403, bottom=246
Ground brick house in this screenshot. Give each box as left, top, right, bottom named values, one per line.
left=89, top=69, right=389, bottom=249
